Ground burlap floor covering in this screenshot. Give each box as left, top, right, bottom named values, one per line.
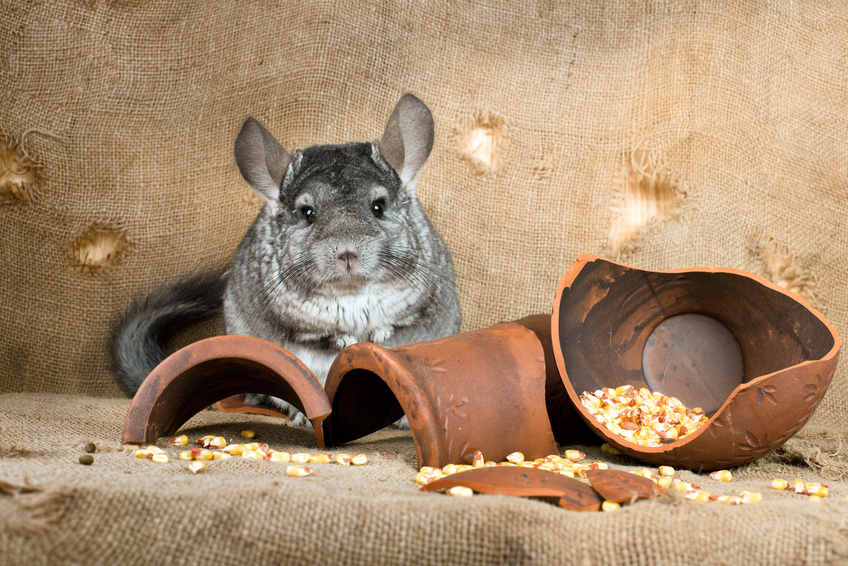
left=4, top=1, right=848, bottom=563
left=0, top=393, right=846, bottom=565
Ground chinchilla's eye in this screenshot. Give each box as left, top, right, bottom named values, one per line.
left=371, top=199, right=385, bottom=219
left=300, top=206, right=316, bottom=225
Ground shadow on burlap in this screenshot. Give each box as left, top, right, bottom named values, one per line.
left=2, top=2, right=848, bottom=563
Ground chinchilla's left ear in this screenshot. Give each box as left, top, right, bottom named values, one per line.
left=377, top=93, right=435, bottom=190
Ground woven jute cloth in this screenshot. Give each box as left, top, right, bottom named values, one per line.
left=2, top=1, right=848, bottom=563
left=1, top=393, right=847, bottom=565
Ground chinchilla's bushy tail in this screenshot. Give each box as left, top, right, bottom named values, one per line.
left=106, top=271, right=227, bottom=397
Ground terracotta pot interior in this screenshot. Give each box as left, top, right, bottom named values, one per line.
left=325, top=368, right=406, bottom=445
left=556, top=260, right=836, bottom=415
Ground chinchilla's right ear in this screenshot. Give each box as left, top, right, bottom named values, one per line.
left=234, top=117, right=292, bottom=209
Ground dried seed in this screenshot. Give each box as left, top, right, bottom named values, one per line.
left=188, top=461, right=207, bottom=474
left=151, top=453, right=169, bottom=464
left=208, top=436, right=227, bottom=450
left=657, top=476, right=673, bottom=489
left=169, top=435, right=189, bottom=446
left=351, top=454, right=368, bottom=466
left=179, top=451, right=195, bottom=461
left=564, top=450, right=585, bottom=461
left=601, top=500, right=621, bottom=512
left=710, top=470, right=732, bottom=482
left=223, top=444, right=244, bottom=455
left=84, top=442, right=97, bottom=453
left=270, top=451, right=291, bottom=462
left=335, top=453, right=352, bottom=465
left=447, top=486, right=474, bottom=497
left=658, top=466, right=675, bottom=477
left=212, top=452, right=231, bottom=460
left=287, top=465, right=313, bottom=477
left=506, top=452, right=525, bottom=464
left=79, top=454, right=94, bottom=465
left=290, top=453, right=311, bottom=464
left=771, top=479, right=789, bottom=490
left=472, top=451, right=484, bottom=468
left=239, top=429, right=256, bottom=439
left=740, top=491, right=762, bottom=504
left=309, top=454, right=332, bottom=464
left=133, top=449, right=152, bottom=459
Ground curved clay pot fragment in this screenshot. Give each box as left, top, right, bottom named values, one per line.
left=419, top=466, right=603, bottom=511
left=322, top=323, right=558, bottom=469
left=121, top=335, right=332, bottom=446
left=552, top=254, right=841, bottom=471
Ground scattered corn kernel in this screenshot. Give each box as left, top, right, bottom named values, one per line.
left=658, top=476, right=673, bottom=488
left=710, top=470, right=732, bottom=482
left=290, top=453, right=311, bottom=464
left=270, top=451, right=291, bottom=463
left=740, top=491, right=762, bottom=504
left=684, top=490, right=711, bottom=503
left=169, top=435, right=189, bottom=446
left=212, top=452, right=231, bottom=460
left=145, top=445, right=164, bottom=454
left=472, top=451, right=485, bottom=468
left=194, top=449, right=214, bottom=461
left=287, top=465, right=313, bottom=477
left=239, top=429, right=256, bottom=439
left=447, top=486, right=474, bottom=497
left=771, top=479, right=789, bottom=490
left=241, top=450, right=261, bottom=460
left=351, top=454, right=368, bottom=466
left=601, top=500, right=621, bottom=512
left=564, top=450, right=585, bottom=461
left=179, top=450, right=194, bottom=461
left=223, top=444, right=245, bottom=455
left=309, top=454, right=332, bottom=465
left=335, top=453, right=352, bottom=465
left=133, top=449, right=152, bottom=459
left=658, top=466, right=675, bottom=477
left=151, top=453, right=169, bottom=464
left=208, top=436, right=227, bottom=450
left=506, top=452, right=525, bottom=464
left=188, top=461, right=207, bottom=474
left=600, top=443, right=621, bottom=456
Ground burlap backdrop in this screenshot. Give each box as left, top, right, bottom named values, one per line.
left=2, top=5, right=847, bottom=426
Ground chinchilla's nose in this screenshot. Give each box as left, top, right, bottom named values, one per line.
left=337, top=248, right=359, bottom=273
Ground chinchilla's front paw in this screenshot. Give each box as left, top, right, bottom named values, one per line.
left=391, top=415, right=411, bottom=430
left=333, top=334, right=358, bottom=351
left=370, top=326, right=394, bottom=344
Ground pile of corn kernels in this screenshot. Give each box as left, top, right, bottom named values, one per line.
left=130, top=429, right=367, bottom=477
left=580, top=385, right=709, bottom=446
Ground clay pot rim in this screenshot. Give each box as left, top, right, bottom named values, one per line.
left=551, top=253, right=842, bottom=455
left=323, top=340, right=446, bottom=462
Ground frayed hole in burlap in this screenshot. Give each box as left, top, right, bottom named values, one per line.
left=455, top=110, right=508, bottom=173
left=607, top=138, right=689, bottom=258
left=71, top=222, right=132, bottom=273
left=748, top=231, right=818, bottom=307
left=1, top=478, right=75, bottom=535
left=0, top=131, right=43, bottom=205
left=0, top=446, right=35, bottom=458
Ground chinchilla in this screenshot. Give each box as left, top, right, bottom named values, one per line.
left=107, top=93, right=462, bottom=425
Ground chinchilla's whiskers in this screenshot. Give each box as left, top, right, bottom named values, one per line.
left=241, top=255, right=316, bottom=329
left=376, top=247, right=474, bottom=313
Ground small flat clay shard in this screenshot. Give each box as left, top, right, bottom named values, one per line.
left=585, top=469, right=664, bottom=503
left=419, top=467, right=602, bottom=512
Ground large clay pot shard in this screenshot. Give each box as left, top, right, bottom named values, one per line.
left=552, top=254, right=841, bottom=471
left=322, top=323, right=558, bottom=469
left=121, top=335, right=332, bottom=446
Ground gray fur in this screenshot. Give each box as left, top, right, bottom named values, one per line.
left=107, top=93, right=461, bottom=425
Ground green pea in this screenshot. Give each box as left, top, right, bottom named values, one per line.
left=84, top=443, right=97, bottom=453
left=79, top=454, right=94, bottom=465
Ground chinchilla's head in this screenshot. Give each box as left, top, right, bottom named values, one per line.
left=234, top=93, right=440, bottom=294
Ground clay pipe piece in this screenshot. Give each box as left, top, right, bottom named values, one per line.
left=584, top=469, right=664, bottom=502
left=121, top=335, right=332, bottom=446
left=419, top=466, right=602, bottom=512
left=513, top=314, right=601, bottom=446
left=322, top=322, right=558, bottom=469
left=552, top=253, right=842, bottom=470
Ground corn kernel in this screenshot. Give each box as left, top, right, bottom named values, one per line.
left=351, top=454, right=368, bottom=466
left=212, top=452, right=231, bottom=460
left=178, top=450, right=195, bottom=461
left=330, top=453, right=348, bottom=465
left=287, top=465, right=313, bottom=477
left=309, top=454, right=332, bottom=464
left=472, top=451, right=484, bottom=468
left=658, top=476, right=673, bottom=488
left=415, top=471, right=434, bottom=485
left=684, top=490, right=710, bottom=503
left=806, top=484, right=828, bottom=497
left=208, top=436, right=227, bottom=450
left=290, top=453, right=311, bottom=464
left=442, top=463, right=458, bottom=475
left=771, top=479, right=789, bottom=490
left=223, top=444, right=245, bottom=455
left=145, top=445, right=164, bottom=454
left=151, top=453, right=169, bottom=464
left=133, top=449, right=152, bottom=459
left=658, top=466, right=675, bottom=477
left=601, top=500, right=621, bottom=512
left=239, top=429, right=256, bottom=439
left=241, top=450, right=260, bottom=460
left=564, top=450, right=585, bottom=461
left=195, top=449, right=214, bottom=461
left=169, top=435, right=189, bottom=446
left=506, top=452, right=525, bottom=464
left=447, top=486, right=474, bottom=497
left=740, top=491, right=762, bottom=504
left=270, top=451, right=291, bottom=462
left=188, top=461, right=207, bottom=474
left=710, top=470, right=732, bottom=482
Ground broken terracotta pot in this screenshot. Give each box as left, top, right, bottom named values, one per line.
left=322, top=322, right=558, bottom=469
left=552, top=254, right=841, bottom=471
left=513, top=314, right=602, bottom=446
left=121, top=335, right=331, bottom=446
